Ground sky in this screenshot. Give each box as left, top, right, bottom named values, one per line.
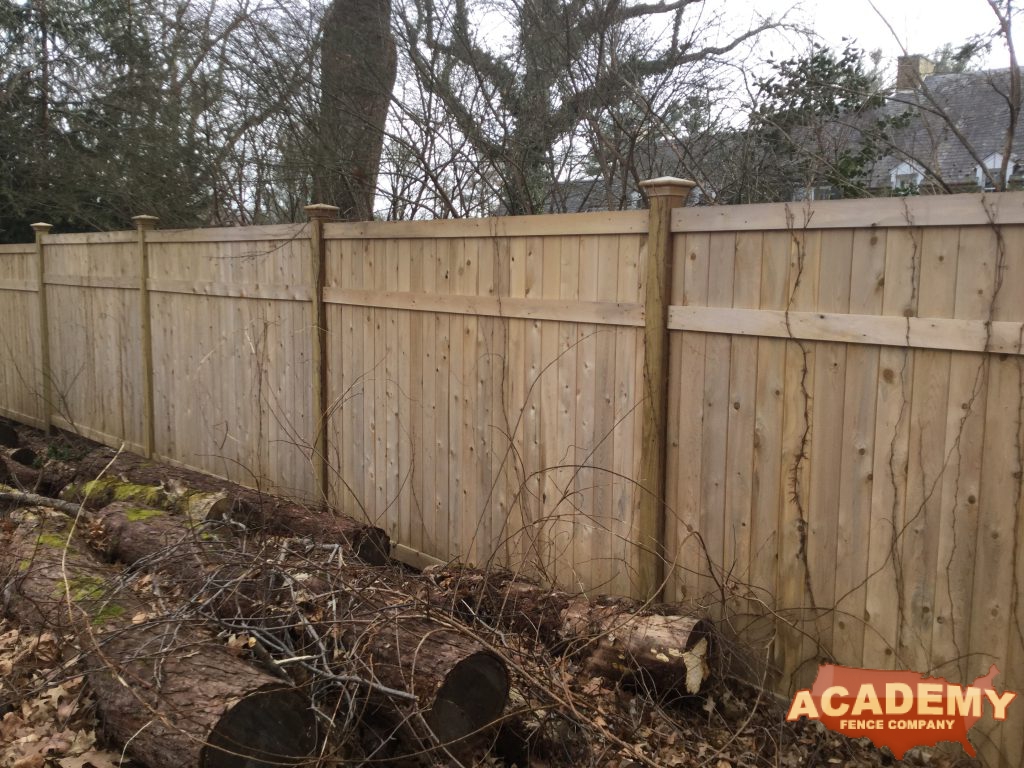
left=747, top=0, right=1019, bottom=71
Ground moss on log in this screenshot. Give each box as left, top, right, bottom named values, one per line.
left=0, top=512, right=319, bottom=768
left=71, top=449, right=391, bottom=565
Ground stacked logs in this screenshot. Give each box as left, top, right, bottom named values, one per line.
left=1, top=511, right=319, bottom=768
left=0, top=421, right=714, bottom=767
left=88, top=501, right=511, bottom=752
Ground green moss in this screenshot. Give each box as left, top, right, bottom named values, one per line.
left=64, top=478, right=166, bottom=508
left=53, top=575, right=106, bottom=601
left=51, top=576, right=125, bottom=624
left=35, top=532, right=70, bottom=548
left=17, top=559, right=30, bottom=572
left=62, top=478, right=114, bottom=503
left=91, top=603, right=125, bottom=625
left=78, top=478, right=117, bottom=498
left=124, top=507, right=164, bottom=522
left=111, top=482, right=165, bottom=506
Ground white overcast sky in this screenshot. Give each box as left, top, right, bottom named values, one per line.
left=745, top=0, right=1019, bottom=70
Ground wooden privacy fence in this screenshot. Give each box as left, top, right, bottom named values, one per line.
left=1, top=186, right=1023, bottom=765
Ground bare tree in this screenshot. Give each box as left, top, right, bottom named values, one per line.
left=392, top=0, right=780, bottom=215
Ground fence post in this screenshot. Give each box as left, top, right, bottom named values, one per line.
left=305, top=204, right=340, bottom=506
left=31, top=223, right=53, bottom=433
left=132, top=215, right=160, bottom=458
left=637, top=177, right=695, bottom=600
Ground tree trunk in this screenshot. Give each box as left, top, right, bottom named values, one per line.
left=0, top=512, right=319, bottom=768
left=89, top=502, right=510, bottom=747
left=314, top=0, right=397, bottom=220
left=70, top=447, right=391, bottom=564
left=425, top=566, right=713, bottom=694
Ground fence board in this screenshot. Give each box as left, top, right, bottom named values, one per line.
left=672, top=191, right=1024, bottom=232
left=745, top=230, right=790, bottom=651
left=900, top=227, right=959, bottom=675
left=973, top=224, right=1024, bottom=764
left=572, top=235, right=598, bottom=589
left=539, top=236, right=562, bottom=581
left=995, top=225, right=1024, bottom=768
left=831, top=228, right=886, bottom=670
left=665, top=233, right=710, bottom=603
left=723, top=232, right=761, bottom=619
left=776, top=229, right=821, bottom=690
left=803, top=228, right=853, bottom=672
left=667, top=307, right=1024, bottom=354
left=613, top=236, right=642, bottom=596
left=554, top=236, right=581, bottom=586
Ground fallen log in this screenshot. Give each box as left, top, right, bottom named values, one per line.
left=89, top=501, right=510, bottom=749
left=425, top=566, right=713, bottom=695
left=0, top=510, right=319, bottom=768
left=60, top=475, right=171, bottom=509
left=1, top=483, right=82, bottom=515
left=60, top=476, right=243, bottom=527
left=70, top=448, right=391, bottom=564
left=0, top=457, right=42, bottom=492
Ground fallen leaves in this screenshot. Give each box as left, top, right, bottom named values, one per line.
left=0, top=619, right=123, bottom=768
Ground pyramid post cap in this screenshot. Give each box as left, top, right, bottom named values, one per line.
left=131, top=215, right=160, bottom=230
left=639, top=177, right=697, bottom=198
left=304, top=204, right=341, bottom=221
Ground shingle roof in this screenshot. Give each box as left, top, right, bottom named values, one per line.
left=865, top=67, right=1024, bottom=188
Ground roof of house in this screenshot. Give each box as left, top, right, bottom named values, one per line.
left=864, top=66, right=1024, bottom=189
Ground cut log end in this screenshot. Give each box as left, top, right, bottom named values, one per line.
left=582, top=613, right=715, bottom=695
left=353, top=527, right=392, bottom=566
left=426, top=650, right=509, bottom=745
left=201, top=685, right=319, bottom=768
left=0, top=422, right=19, bottom=448
left=8, top=447, right=36, bottom=467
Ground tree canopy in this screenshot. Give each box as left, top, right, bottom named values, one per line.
left=1, top=0, right=1019, bottom=237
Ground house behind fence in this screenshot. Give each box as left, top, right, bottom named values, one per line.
left=1, top=187, right=1022, bottom=766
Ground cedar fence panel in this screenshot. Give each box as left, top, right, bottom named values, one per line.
left=321, top=214, right=650, bottom=595
left=145, top=225, right=318, bottom=498
left=2, top=192, right=1023, bottom=766
left=664, top=195, right=1024, bottom=768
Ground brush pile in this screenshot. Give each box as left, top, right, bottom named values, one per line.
left=0, top=420, right=967, bottom=767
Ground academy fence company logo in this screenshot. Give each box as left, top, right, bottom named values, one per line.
left=786, top=664, right=1017, bottom=759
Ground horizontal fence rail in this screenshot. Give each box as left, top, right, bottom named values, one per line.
left=2, top=190, right=1022, bottom=767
